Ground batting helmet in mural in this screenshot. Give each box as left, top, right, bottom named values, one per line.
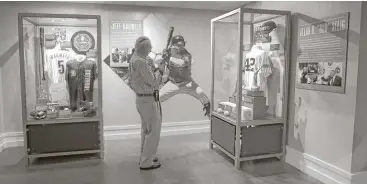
left=171, top=35, right=186, bottom=46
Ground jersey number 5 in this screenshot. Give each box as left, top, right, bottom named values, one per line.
left=244, top=58, right=255, bottom=71
left=58, top=60, right=65, bottom=74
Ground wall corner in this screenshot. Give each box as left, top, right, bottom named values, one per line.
left=351, top=1, right=367, bottom=174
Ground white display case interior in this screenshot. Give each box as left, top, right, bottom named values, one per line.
left=18, top=13, right=103, bottom=165
left=210, top=8, right=291, bottom=169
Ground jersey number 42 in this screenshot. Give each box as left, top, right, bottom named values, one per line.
left=244, top=58, right=255, bottom=71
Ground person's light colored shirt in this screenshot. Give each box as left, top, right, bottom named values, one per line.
left=129, top=54, right=159, bottom=94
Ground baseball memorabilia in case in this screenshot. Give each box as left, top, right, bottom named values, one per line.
left=20, top=16, right=100, bottom=121
left=210, top=8, right=290, bottom=169
left=71, top=30, right=96, bottom=55
left=18, top=13, right=103, bottom=165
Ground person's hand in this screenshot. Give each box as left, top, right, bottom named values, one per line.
left=163, top=68, right=170, bottom=76
left=162, top=49, right=170, bottom=59
left=162, top=74, right=169, bottom=83
left=158, top=61, right=167, bottom=73
left=161, top=69, right=170, bottom=82
left=154, top=70, right=161, bottom=81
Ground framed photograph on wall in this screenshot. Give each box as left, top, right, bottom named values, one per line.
left=295, top=12, right=349, bottom=94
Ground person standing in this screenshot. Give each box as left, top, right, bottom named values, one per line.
left=129, top=36, right=162, bottom=170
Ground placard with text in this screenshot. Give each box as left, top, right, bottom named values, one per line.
left=296, top=13, right=349, bottom=94
left=110, top=20, right=143, bottom=68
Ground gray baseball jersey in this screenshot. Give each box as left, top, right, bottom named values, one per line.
left=65, top=59, right=83, bottom=111
left=79, top=58, right=97, bottom=102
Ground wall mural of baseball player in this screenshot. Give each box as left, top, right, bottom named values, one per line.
left=153, top=35, right=211, bottom=117
left=103, top=14, right=212, bottom=118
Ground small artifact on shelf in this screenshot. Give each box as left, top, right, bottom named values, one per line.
left=219, top=102, right=236, bottom=112
left=71, top=111, right=85, bottom=118
left=58, top=107, right=71, bottom=118
left=223, top=111, right=230, bottom=116
left=80, top=101, right=97, bottom=117
left=230, top=106, right=253, bottom=120
left=30, top=105, right=49, bottom=120
left=46, top=103, right=60, bottom=119
left=84, top=109, right=97, bottom=117
left=30, top=110, right=47, bottom=120
left=216, top=102, right=237, bottom=117
left=218, top=103, right=226, bottom=112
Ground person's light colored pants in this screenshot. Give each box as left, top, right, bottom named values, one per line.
left=136, top=95, right=162, bottom=168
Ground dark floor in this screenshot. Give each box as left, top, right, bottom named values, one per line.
left=0, top=133, right=323, bottom=184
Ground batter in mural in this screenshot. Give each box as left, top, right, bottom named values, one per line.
left=155, top=35, right=211, bottom=117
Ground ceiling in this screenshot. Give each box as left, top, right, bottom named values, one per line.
left=73, top=1, right=251, bottom=11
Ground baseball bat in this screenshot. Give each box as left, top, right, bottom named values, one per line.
left=40, top=27, right=46, bottom=80
left=166, top=26, right=174, bottom=50
left=163, top=27, right=174, bottom=72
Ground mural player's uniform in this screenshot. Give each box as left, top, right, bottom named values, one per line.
left=129, top=54, right=162, bottom=169
left=157, top=36, right=211, bottom=117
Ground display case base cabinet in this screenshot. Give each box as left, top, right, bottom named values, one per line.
left=240, top=124, right=282, bottom=157
left=210, top=115, right=283, bottom=168
left=26, top=121, right=102, bottom=161
left=211, top=115, right=235, bottom=156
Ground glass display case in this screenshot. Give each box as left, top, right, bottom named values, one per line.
left=210, top=8, right=290, bottom=169
left=18, top=13, right=103, bottom=165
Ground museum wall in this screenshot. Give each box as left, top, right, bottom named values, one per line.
left=0, top=69, right=3, bottom=134
left=247, top=1, right=361, bottom=173
left=352, top=1, right=367, bottom=174
left=0, top=2, right=221, bottom=132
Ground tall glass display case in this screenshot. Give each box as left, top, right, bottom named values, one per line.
left=18, top=13, right=103, bottom=165
left=210, top=8, right=290, bottom=169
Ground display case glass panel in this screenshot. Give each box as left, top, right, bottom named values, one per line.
left=20, top=16, right=100, bottom=122
left=212, top=12, right=239, bottom=120
left=212, top=11, right=288, bottom=125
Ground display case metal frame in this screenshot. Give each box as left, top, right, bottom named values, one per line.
left=210, top=8, right=291, bottom=169
left=18, top=13, right=104, bottom=166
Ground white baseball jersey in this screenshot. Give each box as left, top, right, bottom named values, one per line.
left=45, top=49, right=74, bottom=84
left=243, top=47, right=272, bottom=91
